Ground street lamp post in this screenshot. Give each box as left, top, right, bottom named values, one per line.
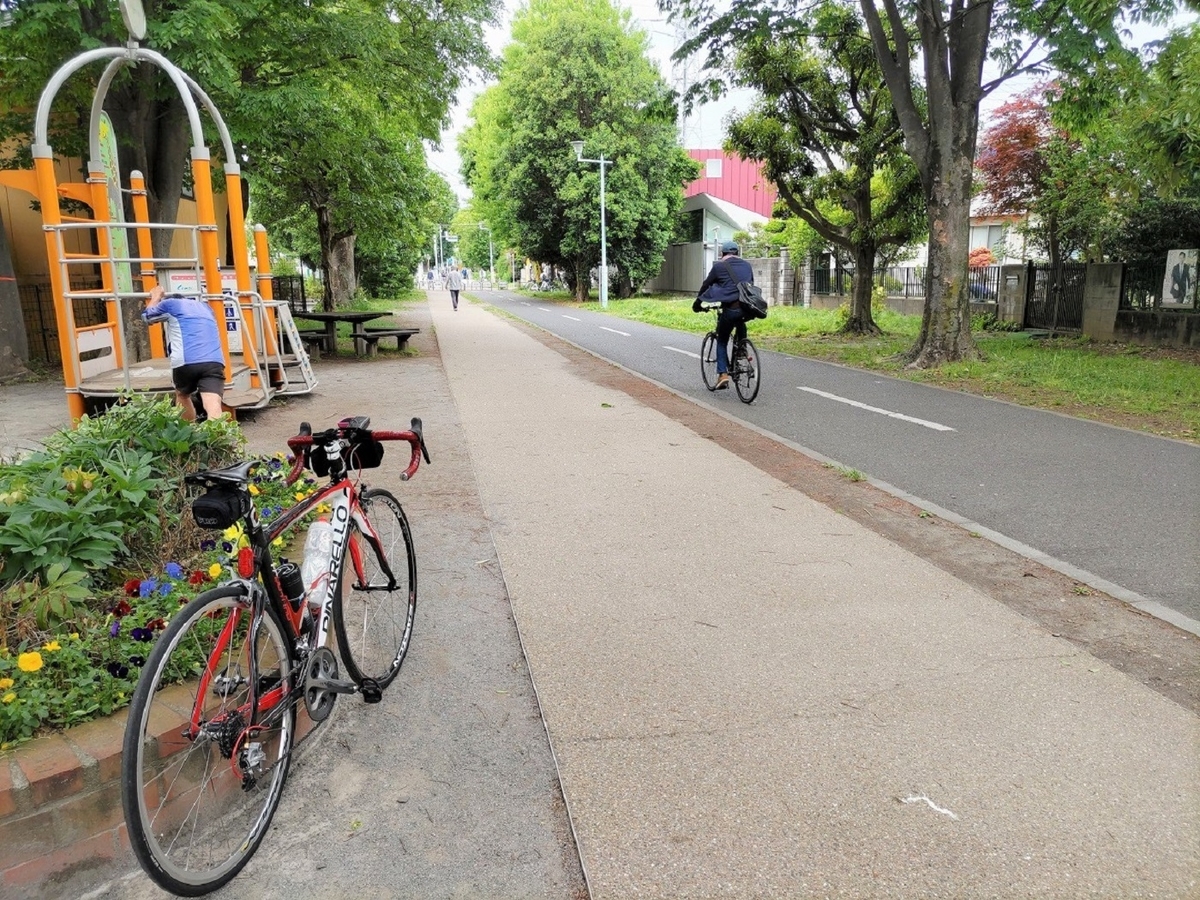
left=570, top=140, right=610, bottom=308
left=479, top=223, right=495, bottom=287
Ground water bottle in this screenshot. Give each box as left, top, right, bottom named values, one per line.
left=300, top=518, right=334, bottom=608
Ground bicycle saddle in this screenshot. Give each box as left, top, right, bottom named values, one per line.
left=185, top=460, right=258, bottom=487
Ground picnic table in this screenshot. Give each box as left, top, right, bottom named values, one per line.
left=292, top=310, right=412, bottom=357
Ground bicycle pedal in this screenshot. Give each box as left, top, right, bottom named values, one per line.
left=359, top=678, right=383, bottom=704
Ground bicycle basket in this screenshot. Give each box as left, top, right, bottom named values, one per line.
left=309, top=437, right=385, bottom=477
left=191, top=486, right=248, bottom=530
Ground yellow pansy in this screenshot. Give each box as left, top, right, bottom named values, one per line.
left=208, top=563, right=223, bottom=579
left=248, top=483, right=260, bottom=496
left=43, top=640, right=61, bottom=652
left=0, top=678, right=13, bottom=690
left=294, top=492, right=306, bottom=502
left=16, top=651, right=42, bottom=673
left=271, top=537, right=284, bottom=549
left=70, top=633, right=80, bottom=640
left=2, top=692, right=15, bottom=704
left=223, top=523, right=244, bottom=541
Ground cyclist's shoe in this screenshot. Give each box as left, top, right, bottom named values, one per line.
left=715, top=373, right=731, bottom=389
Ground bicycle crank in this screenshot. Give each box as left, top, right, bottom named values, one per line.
left=303, top=647, right=350, bottom=721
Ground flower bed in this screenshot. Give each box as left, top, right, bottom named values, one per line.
left=0, top=396, right=321, bottom=748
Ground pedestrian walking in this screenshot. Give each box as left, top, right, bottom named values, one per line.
left=142, top=284, right=226, bottom=420
left=446, top=266, right=464, bottom=310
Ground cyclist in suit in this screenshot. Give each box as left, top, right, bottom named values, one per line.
left=693, top=240, right=754, bottom=389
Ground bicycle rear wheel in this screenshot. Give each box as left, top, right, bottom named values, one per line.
left=334, top=487, right=416, bottom=690
left=700, top=332, right=719, bottom=390
left=734, top=337, right=761, bottom=403
left=121, top=586, right=295, bottom=896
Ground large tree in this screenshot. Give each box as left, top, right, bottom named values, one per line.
left=664, top=0, right=1177, bottom=366
left=723, top=0, right=925, bottom=333
left=460, top=0, right=696, bottom=301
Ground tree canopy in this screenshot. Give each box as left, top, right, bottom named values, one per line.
left=722, top=0, right=924, bottom=333
left=663, top=0, right=1177, bottom=365
left=0, top=0, right=497, bottom=309
left=460, top=0, right=697, bottom=300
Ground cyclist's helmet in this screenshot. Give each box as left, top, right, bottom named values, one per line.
left=720, top=240, right=740, bottom=256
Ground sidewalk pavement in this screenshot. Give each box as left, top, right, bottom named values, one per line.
left=5, top=294, right=1199, bottom=898
left=430, top=293, right=1199, bottom=898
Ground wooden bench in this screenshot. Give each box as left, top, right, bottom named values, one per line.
left=294, top=329, right=330, bottom=357
left=355, top=327, right=420, bottom=357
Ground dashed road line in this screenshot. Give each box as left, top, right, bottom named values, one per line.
left=798, top=386, right=955, bottom=431
left=665, top=346, right=700, bottom=359
left=600, top=326, right=630, bottom=336
left=563, top=315, right=581, bottom=321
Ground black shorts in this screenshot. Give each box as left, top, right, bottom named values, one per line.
left=173, top=362, right=226, bottom=396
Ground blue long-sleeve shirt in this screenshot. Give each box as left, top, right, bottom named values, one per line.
left=142, top=295, right=224, bottom=368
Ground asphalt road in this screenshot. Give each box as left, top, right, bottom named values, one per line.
left=479, top=289, right=1200, bottom=631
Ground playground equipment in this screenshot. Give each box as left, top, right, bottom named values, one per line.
left=0, top=1, right=316, bottom=420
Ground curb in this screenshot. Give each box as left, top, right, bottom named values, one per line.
left=0, top=702, right=320, bottom=894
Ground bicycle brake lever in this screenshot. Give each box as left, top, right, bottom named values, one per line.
left=410, top=417, right=431, bottom=463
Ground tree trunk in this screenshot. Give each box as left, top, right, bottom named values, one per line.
left=328, top=233, right=357, bottom=307
left=0, top=209, right=32, bottom=382
left=574, top=259, right=590, bottom=302
left=110, top=86, right=190, bottom=361
left=844, top=241, right=881, bottom=335
left=906, top=137, right=980, bottom=367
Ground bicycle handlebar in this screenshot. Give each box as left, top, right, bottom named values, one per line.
left=284, top=416, right=430, bottom=485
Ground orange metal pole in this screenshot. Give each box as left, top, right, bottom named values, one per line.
left=86, top=163, right=123, bottom=369
left=130, top=170, right=164, bottom=358
left=34, top=154, right=86, bottom=421
left=190, top=154, right=232, bottom=380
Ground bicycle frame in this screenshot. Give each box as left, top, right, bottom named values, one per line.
left=187, top=422, right=426, bottom=744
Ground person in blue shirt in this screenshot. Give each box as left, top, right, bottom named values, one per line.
left=142, top=285, right=226, bottom=421
left=693, top=240, right=754, bottom=389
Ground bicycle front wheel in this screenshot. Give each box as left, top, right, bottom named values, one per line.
left=121, top=586, right=295, bottom=896
left=700, top=332, right=719, bottom=390
left=334, top=488, right=417, bottom=690
left=734, top=337, right=761, bottom=403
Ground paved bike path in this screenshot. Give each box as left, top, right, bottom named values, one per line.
left=432, top=294, right=1200, bottom=898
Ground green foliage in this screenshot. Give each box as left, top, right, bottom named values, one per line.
left=1115, top=197, right=1200, bottom=262
left=0, top=395, right=243, bottom=590
left=0, top=444, right=316, bottom=747
left=460, top=0, right=697, bottom=298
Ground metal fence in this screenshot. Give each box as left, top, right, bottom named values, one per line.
left=271, top=275, right=308, bottom=312
left=19, top=282, right=106, bottom=365
left=808, top=264, right=1002, bottom=302
left=1117, top=259, right=1200, bottom=312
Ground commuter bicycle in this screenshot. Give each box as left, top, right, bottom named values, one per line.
left=699, top=305, right=761, bottom=403
left=121, top=416, right=430, bottom=896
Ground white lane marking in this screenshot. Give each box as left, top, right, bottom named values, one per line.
left=538, top=307, right=551, bottom=312
left=563, top=315, right=581, bottom=321
left=600, top=326, right=630, bottom=336
left=665, top=345, right=700, bottom=359
left=901, top=795, right=959, bottom=819
left=798, top=386, right=955, bottom=432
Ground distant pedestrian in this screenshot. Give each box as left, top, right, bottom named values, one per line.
left=142, top=284, right=226, bottom=421
left=446, top=267, right=464, bottom=310
left=426, top=269, right=434, bottom=290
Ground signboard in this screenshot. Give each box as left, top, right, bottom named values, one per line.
left=1162, top=249, right=1197, bottom=308
left=164, top=269, right=243, bottom=352
left=97, top=112, right=134, bottom=295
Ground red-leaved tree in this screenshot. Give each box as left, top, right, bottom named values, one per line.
left=976, top=89, right=1072, bottom=271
